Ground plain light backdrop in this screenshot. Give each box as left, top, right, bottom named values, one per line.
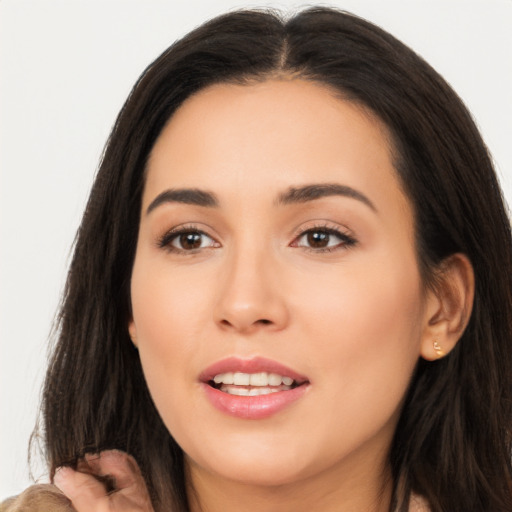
left=1, top=0, right=511, bottom=499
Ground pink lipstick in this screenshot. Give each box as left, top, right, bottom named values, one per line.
left=200, top=357, right=310, bottom=420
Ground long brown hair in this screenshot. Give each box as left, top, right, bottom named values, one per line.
left=39, top=8, right=512, bottom=511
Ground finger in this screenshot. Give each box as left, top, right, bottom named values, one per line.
left=54, top=466, right=109, bottom=512
left=76, top=454, right=116, bottom=493
left=81, top=450, right=152, bottom=509
left=84, top=450, right=146, bottom=491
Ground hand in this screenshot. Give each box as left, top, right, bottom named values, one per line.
left=53, top=450, right=154, bottom=512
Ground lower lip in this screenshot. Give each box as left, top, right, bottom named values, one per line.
left=202, top=383, right=309, bottom=420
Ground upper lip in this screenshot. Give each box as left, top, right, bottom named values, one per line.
left=199, top=356, right=309, bottom=385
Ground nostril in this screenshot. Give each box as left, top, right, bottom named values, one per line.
left=217, top=317, right=276, bottom=331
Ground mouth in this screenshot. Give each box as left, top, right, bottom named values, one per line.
left=208, top=371, right=304, bottom=396
left=200, top=357, right=310, bottom=419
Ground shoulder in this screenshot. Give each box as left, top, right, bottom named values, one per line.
left=1, top=484, right=75, bottom=512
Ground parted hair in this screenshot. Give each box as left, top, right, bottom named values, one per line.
left=38, top=7, right=512, bottom=511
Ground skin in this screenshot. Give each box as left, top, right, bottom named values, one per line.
left=53, top=79, right=474, bottom=512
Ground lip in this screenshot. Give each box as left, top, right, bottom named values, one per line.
left=200, top=356, right=310, bottom=420
left=199, top=356, right=309, bottom=383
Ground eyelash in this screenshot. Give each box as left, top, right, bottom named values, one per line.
left=291, top=224, right=357, bottom=253
left=157, top=224, right=218, bottom=254
left=157, top=224, right=357, bottom=254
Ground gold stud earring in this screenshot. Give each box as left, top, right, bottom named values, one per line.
left=433, top=340, right=445, bottom=357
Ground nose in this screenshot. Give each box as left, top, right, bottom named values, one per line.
left=214, top=248, right=289, bottom=334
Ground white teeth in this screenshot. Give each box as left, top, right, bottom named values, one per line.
left=282, top=376, right=294, bottom=386
left=268, top=373, right=282, bottom=386
left=248, top=387, right=280, bottom=396
left=213, top=372, right=233, bottom=384
left=212, top=371, right=296, bottom=387
left=249, top=372, right=267, bottom=386
left=233, top=372, right=251, bottom=385
left=221, top=385, right=285, bottom=396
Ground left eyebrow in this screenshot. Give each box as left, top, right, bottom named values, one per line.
left=276, top=183, right=377, bottom=212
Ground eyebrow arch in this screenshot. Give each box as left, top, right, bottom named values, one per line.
left=146, top=188, right=219, bottom=215
left=276, top=183, right=377, bottom=212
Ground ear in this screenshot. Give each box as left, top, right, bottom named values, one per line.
left=128, top=319, right=138, bottom=348
left=420, top=253, right=474, bottom=361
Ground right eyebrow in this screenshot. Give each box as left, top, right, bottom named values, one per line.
left=146, top=188, right=219, bottom=215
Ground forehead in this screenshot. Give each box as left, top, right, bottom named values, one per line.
left=144, top=79, right=409, bottom=219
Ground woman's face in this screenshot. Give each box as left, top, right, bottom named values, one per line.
left=129, top=80, right=432, bottom=490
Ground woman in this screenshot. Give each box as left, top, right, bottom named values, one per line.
left=3, top=6, right=512, bottom=512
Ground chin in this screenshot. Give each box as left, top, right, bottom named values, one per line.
left=183, top=428, right=323, bottom=488
left=195, top=455, right=312, bottom=488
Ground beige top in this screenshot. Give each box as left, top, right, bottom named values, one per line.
left=0, top=485, right=74, bottom=512
left=1, top=484, right=431, bottom=511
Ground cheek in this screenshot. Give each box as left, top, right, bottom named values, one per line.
left=295, top=252, right=424, bottom=421
left=299, top=249, right=424, bottom=353
left=131, top=258, right=212, bottom=350
left=129, top=258, right=214, bottom=417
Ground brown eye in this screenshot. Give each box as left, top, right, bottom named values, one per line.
left=293, top=228, right=356, bottom=252
left=177, top=232, right=203, bottom=250
left=306, top=231, right=330, bottom=248
left=163, top=230, right=218, bottom=252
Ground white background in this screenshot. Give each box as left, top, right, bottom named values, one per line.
left=1, top=0, right=511, bottom=499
